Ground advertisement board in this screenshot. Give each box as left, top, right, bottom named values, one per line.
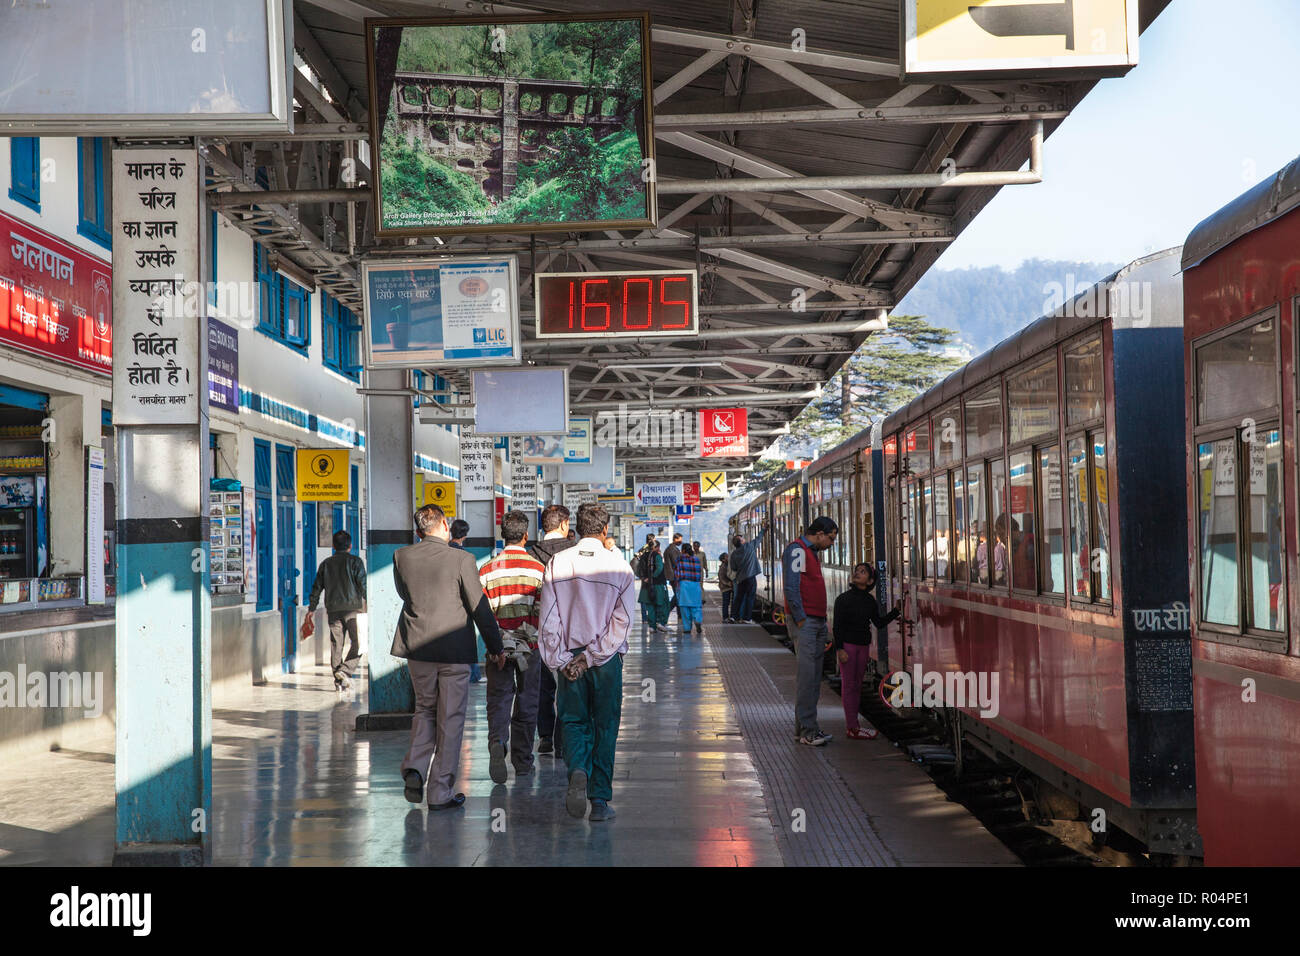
left=362, top=256, right=521, bottom=369
left=365, top=13, right=655, bottom=236
left=207, top=317, right=240, bottom=412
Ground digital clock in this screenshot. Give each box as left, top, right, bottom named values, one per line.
left=534, top=269, right=699, bottom=339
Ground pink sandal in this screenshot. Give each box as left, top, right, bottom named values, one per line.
left=846, top=727, right=878, bottom=740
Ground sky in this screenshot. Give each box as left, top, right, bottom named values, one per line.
left=934, top=0, right=1300, bottom=270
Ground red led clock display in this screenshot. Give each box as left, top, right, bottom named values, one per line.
left=534, top=270, right=699, bottom=338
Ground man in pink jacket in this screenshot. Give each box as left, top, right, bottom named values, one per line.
left=537, top=503, right=637, bottom=822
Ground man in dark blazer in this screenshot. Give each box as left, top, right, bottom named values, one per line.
left=395, top=503, right=504, bottom=811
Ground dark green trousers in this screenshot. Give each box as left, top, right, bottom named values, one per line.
left=556, top=652, right=623, bottom=802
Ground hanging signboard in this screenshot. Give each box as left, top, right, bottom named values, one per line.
left=682, top=481, right=701, bottom=507
left=902, top=0, right=1139, bottom=82
left=563, top=485, right=599, bottom=510
left=459, top=430, right=495, bottom=501
left=365, top=13, right=655, bottom=236
left=635, top=480, right=683, bottom=507
left=296, top=448, right=350, bottom=502
left=361, top=256, right=521, bottom=370
left=699, top=408, right=749, bottom=458
left=0, top=210, right=112, bottom=375
left=700, top=470, right=727, bottom=498
left=564, top=416, right=593, bottom=464
left=472, top=367, right=569, bottom=435
left=111, top=148, right=201, bottom=426
left=593, top=461, right=625, bottom=495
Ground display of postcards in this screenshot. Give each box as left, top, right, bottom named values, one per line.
left=211, top=515, right=224, bottom=527
left=209, top=503, right=223, bottom=517
left=225, top=547, right=242, bottom=562
left=211, top=530, right=226, bottom=546
left=211, top=557, right=226, bottom=572
left=223, top=504, right=241, bottom=516
left=224, top=492, right=242, bottom=505
left=227, top=531, right=242, bottom=546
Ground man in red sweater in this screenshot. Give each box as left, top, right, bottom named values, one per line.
left=781, top=516, right=839, bottom=746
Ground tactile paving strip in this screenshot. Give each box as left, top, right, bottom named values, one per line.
left=705, top=625, right=897, bottom=867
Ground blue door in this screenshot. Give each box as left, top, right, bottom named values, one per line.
left=254, top=440, right=273, bottom=611
left=301, top=501, right=317, bottom=603
left=275, top=444, right=299, bottom=672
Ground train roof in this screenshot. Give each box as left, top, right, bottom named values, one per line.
left=884, top=247, right=1183, bottom=433
left=1183, top=155, right=1300, bottom=271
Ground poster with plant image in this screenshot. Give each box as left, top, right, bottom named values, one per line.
left=365, top=13, right=655, bottom=235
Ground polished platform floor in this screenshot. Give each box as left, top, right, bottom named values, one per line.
left=0, top=600, right=1017, bottom=866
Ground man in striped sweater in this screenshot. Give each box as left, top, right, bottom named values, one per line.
left=478, top=510, right=547, bottom=783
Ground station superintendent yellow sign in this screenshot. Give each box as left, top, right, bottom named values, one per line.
left=424, top=480, right=457, bottom=518
left=700, top=471, right=727, bottom=498
left=904, top=0, right=1138, bottom=80
left=297, top=449, right=350, bottom=502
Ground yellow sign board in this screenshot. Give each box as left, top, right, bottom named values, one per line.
left=700, top=471, right=727, bottom=498
left=424, top=480, right=457, bottom=518
left=904, top=0, right=1138, bottom=80
left=297, top=449, right=350, bottom=502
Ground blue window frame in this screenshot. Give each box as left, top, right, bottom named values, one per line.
left=255, top=243, right=310, bottom=353
left=207, top=210, right=219, bottom=306
left=9, top=138, right=40, bottom=213
left=77, top=138, right=111, bottom=249
left=322, top=293, right=361, bottom=381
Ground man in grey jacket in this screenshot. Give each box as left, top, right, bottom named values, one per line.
left=729, top=520, right=769, bottom=623
left=394, top=504, right=504, bottom=811
left=307, top=530, right=367, bottom=692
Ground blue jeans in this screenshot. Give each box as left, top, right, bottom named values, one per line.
left=734, top=576, right=757, bottom=621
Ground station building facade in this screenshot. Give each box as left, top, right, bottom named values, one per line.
left=0, top=136, right=487, bottom=758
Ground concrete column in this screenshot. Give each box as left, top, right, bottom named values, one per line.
left=46, top=393, right=86, bottom=576
left=358, top=368, right=414, bottom=725
left=112, top=145, right=210, bottom=865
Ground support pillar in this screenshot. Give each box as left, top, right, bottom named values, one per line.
left=111, top=143, right=210, bottom=865
left=357, top=368, right=415, bottom=728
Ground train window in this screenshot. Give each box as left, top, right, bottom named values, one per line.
left=1008, top=451, right=1036, bottom=591
left=934, top=403, right=962, bottom=468
left=1067, top=438, right=1092, bottom=600
left=967, top=464, right=988, bottom=585
left=907, top=480, right=922, bottom=578
left=1198, top=439, right=1240, bottom=627
left=907, top=421, right=931, bottom=474
left=1092, top=434, right=1113, bottom=602
left=1195, top=318, right=1279, bottom=426
left=990, top=458, right=1008, bottom=587
left=1247, top=428, right=1285, bottom=631
left=1008, top=357, right=1060, bottom=446
left=952, top=470, right=968, bottom=583
left=1038, top=445, right=1064, bottom=595
left=1065, top=333, right=1105, bottom=427
left=965, top=384, right=1003, bottom=459
left=932, top=474, right=951, bottom=579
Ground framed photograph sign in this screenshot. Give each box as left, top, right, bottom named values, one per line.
left=365, top=12, right=656, bottom=236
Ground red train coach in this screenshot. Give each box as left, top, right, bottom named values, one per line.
left=881, top=248, right=1199, bottom=857
left=1182, top=155, right=1300, bottom=866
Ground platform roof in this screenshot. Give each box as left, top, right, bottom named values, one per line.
left=205, top=0, right=1171, bottom=488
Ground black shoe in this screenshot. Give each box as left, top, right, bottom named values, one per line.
left=513, top=763, right=534, bottom=776
left=428, top=793, right=466, bottom=810
left=489, top=740, right=508, bottom=784
left=403, top=769, right=424, bottom=804
left=537, top=737, right=554, bottom=755
left=566, top=770, right=588, bottom=818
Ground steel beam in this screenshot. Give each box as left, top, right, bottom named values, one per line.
left=656, top=102, right=1067, bottom=130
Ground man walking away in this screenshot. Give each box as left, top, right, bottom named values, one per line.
left=717, top=551, right=734, bottom=622
left=833, top=563, right=899, bottom=740
left=448, top=519, right=485, bottom=684
left=527, top=504, right=576, bottom=759
left=306, top=530, right=367, bottom=692
left=693, top=542, right=708, bottom=580
left=538, top=503, right=637, bottom=822
left=782, top=516, right=839, bottom=746
left=479, top=511, right=547, bottom=783
left=729, top=520, right=768, bottom=623
left=675, top=543, right=704, bottom=637
left=637, top=539, right=670, bottom=633
left=393, top=504, right=504, bottom=810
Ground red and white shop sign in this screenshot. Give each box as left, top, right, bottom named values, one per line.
left=682, top=481, right=700, bottom=506
left=698, top=407, right=748, bottom=458
left=0, top=210, right=112, bottom=374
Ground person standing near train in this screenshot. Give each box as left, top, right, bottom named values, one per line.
left=729, top=519, right=768, bottom=623
left=833, top=563, right=899, bottom=740
left=782, top=516, right=839, bottom=747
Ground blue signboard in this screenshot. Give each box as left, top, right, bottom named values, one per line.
left=361, top=256, right=521, bottom=369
